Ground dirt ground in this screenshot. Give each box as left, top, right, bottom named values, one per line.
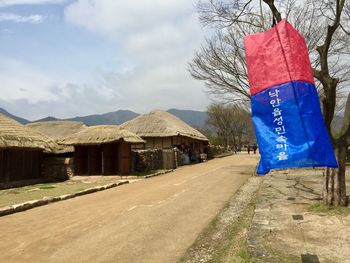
left=0, top=153, right=259, bottom=263
left=249, top=169, right=350, bottom=263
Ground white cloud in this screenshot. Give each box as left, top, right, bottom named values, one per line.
left=0, top=58, right=125, bottom=120
left=64, top=0, right=192, bottom=36
left=0, top=0, right=66, bottom=7
left=0, top=13, right=43, bottom=23
left=63, top=0, right=210, bottom=115
left=0, top=0, right=211, bottom=120
left=0, top=59, right=59, bottom=102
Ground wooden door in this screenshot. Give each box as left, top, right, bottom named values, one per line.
left=74, top=146, right=88, bottom=175
left=102, top=143, right=118, bottom=175
left=118, top=141, right=131, bottom=174
left=88, top=145, right=102, bottom=175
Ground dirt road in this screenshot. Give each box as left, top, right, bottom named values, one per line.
left=0, top=154, right=259, bottom=263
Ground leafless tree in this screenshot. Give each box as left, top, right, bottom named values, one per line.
left=190, top=0, right=350, bottom=206
left=207, top=103, right=253, bottom=148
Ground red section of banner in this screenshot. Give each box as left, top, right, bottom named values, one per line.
left=244, top=19, right=314, bottom=96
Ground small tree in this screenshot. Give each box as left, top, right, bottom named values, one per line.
left=190, top=0, right=350, bottom=206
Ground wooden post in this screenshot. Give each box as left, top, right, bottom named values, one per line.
left=87, top=146, right=91, bottom=175
left=4, top=149, right=9, bottom=183
left=101, top=146, right=105, bottom=175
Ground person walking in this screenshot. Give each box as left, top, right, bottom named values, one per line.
left=253, top=144, right=258, bottom=154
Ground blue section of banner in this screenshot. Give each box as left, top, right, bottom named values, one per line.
left=251, top=81, right=338, bottom=174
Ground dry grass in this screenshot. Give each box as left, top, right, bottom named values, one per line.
left=308, top=202, right=350, bottom=216
left=120, top=110, right=208, bottom=141
left=27, top=120, right=87, bottom=140
left=0, top=114, right=58, bottom=152
left=59, top=125, right=145, bottom=145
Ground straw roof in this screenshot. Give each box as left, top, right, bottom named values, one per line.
left=120, top=110, right=208, bottom=141
left=59, top=125, right=145, bottom=145
left=0, top=114, right=59, bottom=152
left=27, top=121, right=87, bottom=140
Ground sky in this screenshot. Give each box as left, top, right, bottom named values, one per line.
left=0, top=0, right=211, bottom=120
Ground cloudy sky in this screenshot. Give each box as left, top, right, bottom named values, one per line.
left=0, top=0, right=210, bottom=120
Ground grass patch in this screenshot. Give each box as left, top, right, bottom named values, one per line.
left=308, top=202, right=350, bottom=216
left=252, top=244, right=301, bottom=263
left=208, top=203, right=254, bottom=263
left=0, top=178, right=119, bottom=208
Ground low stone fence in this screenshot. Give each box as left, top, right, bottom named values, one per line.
left=132, top=149, right=163, bottom=172
left=207, top=145, right=227, bottom=159
left=42, top=157, right=74, bottom=181
left=132, top=149, right=179, bottom=172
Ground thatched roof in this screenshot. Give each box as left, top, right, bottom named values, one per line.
left=59, top=125, right=145, bottom=145
left=120, top=110, right=208, bottom=141
left=27, top=121, right=87, bottom=140
left=0, top=114, right=59, bottom=152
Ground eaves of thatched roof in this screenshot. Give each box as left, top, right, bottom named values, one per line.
left=0, top=114, right=59, bottom=152
left=120, top=110, right=208, bottom=141
left=59, top=125, right=145, bottom=145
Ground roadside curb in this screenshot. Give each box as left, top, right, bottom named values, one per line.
left=0, top=169, right=174, bottom=217
left=144, top=169, right=174, bottom=179
left=212, top=152, right=234, bottom=158
left=0, top=181, right=129, bottom=217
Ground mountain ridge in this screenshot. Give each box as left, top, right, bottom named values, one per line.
left=0, top=107, right=208, bottom=129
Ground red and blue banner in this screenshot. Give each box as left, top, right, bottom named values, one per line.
left=244, top=19, right=338, bottom=174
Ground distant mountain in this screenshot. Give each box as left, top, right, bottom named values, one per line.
left=35, top=116, right=59, bottom=122
left=167, top=109, right=208, bottom=129
left=0, top=108, right=30, bottom=124
left=67, top=110, right=140, bottom=126
left=1, top=107, right=209, bottom=129
left=66, top=109, right=208, bottom=128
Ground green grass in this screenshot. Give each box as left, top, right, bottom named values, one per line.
left=0, top=179, right=119, bottom=208
left=252, top=244, right=301, bottom=263
left=208, top=203, right=254, bottom=263
left=308, top=202, right=350, bottom=216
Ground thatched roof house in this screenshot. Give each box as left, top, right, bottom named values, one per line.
left=27, top=121, right=87, bottom=154
left=120, top=110, right=208, bottom=151
left=0, top=114, right=58, bottom=183
left=59, top=125, right=145, bottom=145
left=59, top=125, right=144, bottom=175
left=27, top=120, right=87, bottom=140
left=0, top=114, right=57, bottom=152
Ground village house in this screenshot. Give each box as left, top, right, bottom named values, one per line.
left=27, top=120, right=87, bottom=156
left=59, top=125, right=145, bottom=175
left=0, top=114, right=58, bottom=187
left=120, top=110, right=208, bottom=153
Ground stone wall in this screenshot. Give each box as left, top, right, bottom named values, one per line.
left=42, top=157, right=74, bottom=181
left=207, top=145, right=226, bottom=159
left=132, top=149, right=164, bottom=172
left=132, top=149, right=180, bottom=172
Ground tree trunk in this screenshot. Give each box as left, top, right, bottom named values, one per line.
left=263, top=0, right=348, bottom=207
left=324, top=144, right=348, bottom=206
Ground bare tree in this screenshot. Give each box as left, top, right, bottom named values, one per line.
left=190, top=0, right=350, bottom=206
left=207, top=103, right=253, bottom=148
